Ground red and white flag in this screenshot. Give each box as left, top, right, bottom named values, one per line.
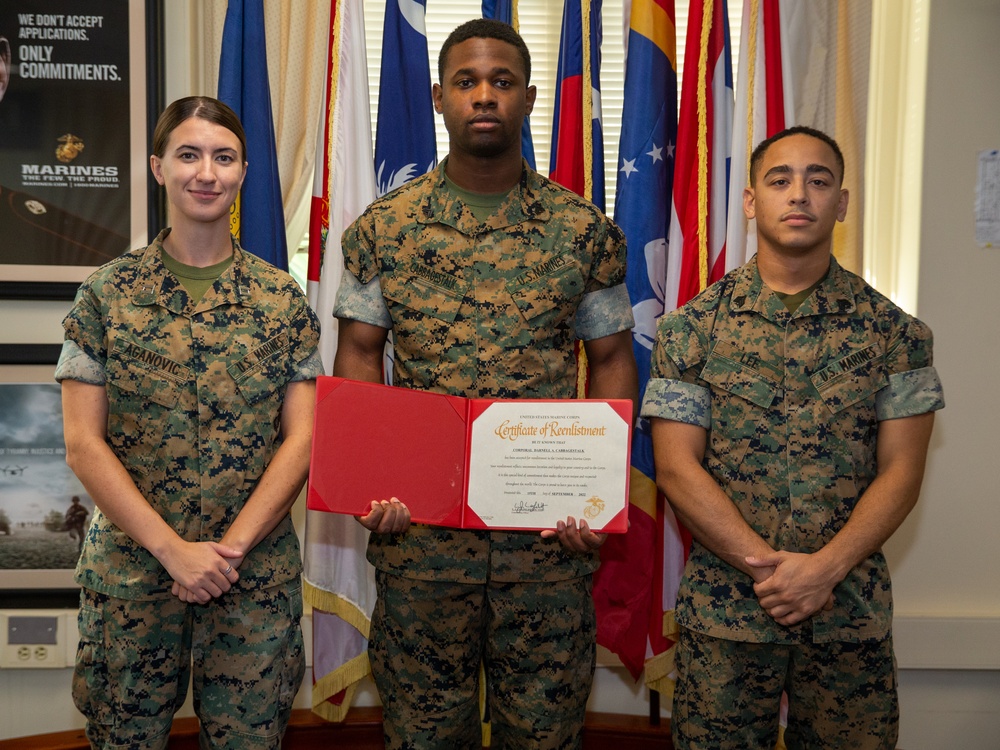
left=665, top=0, right=733, bottom=312
left=303, top=0, right=378, bottom=721
left=726, top=0, right=868, bottom=270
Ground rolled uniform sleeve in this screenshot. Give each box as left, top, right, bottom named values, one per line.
left=55, top=339, right=105, bottom=385
left=876, top=317, right=945, bottom=420
left=640, top=311, right=712, bottom=428
left=333, top=269, right=392, bottom=329
left=575, top=284, right=634, bottom=340
left=587, top=219, right=627, bottom=286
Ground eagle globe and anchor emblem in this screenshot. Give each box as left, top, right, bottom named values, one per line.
left=583, top=496, right=605, bottom=520
left=55, top=133, right=85, bottom=163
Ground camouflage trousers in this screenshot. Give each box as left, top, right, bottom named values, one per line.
left=369, top=571, right=597, bottom=750
left=73, top=581, right=305, bottom=750
left=672, top=626, right=898, bottom=750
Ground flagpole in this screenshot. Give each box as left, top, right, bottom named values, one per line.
left=581, top=0, right=593, bottom=204
left=696, top=0, right=714, bottom=291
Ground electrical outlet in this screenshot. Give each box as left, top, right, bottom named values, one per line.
left=0, top=611, right=68, bottom=669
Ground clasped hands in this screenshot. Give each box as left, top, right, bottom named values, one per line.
left=358, top=497, right=606, bottom=552
left=160, top=540, right=244, bottom=604
left=744, top=550, right=838, bottom=627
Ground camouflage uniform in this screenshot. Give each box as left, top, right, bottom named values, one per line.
left=336, top=159, right=634, bottom=748
left=56, top=228, right=322, bottom=749
left=641, top=256, right=944, bottom=749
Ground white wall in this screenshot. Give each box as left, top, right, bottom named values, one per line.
left=3, top=0, right=1000, bottom=745
left=886, top=0, right=1000, bottom=744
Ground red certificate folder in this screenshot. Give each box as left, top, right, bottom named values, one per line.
left=307, top=376, right=632, bottom=532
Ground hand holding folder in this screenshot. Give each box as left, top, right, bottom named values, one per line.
left=307, top=377, right=632, bottom=533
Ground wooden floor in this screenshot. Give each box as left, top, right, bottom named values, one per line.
left=1, top=708, right=673, bottom=749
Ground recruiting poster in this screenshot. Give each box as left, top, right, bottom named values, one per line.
left=0, top=383, right=91, bottom=589
left=0, top=0, right=141, bottom=283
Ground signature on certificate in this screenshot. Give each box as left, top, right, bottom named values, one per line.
left=511, top=501, right=547, bottom=514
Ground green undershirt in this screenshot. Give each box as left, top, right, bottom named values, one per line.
left=444, top=173, right=511, bottom=222
left=160, top=249, right=233, bottom=302
left=773, top=267, right=830, bottom=313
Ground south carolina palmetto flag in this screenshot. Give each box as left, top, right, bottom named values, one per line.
left=303, top=0, right=378, bottom=722
left=374, top=0, right=436, bottom=197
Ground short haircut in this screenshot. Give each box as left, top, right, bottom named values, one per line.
left=438, top=18, right=531, bottom=85
left=151, top=96, right=247, bottom=161
left=749, top=125, right=845, bottom=186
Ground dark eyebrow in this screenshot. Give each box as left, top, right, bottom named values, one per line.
left=173, top=144, right=239, bottom=155
left=806, top=164, right=836, bottom=178
left=763, top=164, right=836, bottom=180
left=451, top=65, right=517, bottom=79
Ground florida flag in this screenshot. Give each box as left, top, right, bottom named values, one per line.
left=596, top=0, right=679, bottom=691
left=303, top=0, right=379, bottom=721
left=550, top=0, right=605, bottom=211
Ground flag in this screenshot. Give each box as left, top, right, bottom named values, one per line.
left=217, top=0, right=288, bottom=270
left=665, top=0, right=733, bottom=309
left=482, top=0, right=537, bottom=169
left=303, top=0, right=378, bottom=721
left=374, top=0, right=436, bottom=197
left=595, top=0, right=679, bottom=692
left=726, top=0, right=869, bottom=272
left=724, top=0, right=785, bottom=269
left=550, top=0, right=606, bottom=212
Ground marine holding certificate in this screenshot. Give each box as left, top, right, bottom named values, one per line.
left=330, top=19, right=638, bottom=750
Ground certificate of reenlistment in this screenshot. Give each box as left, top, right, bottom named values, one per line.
left=308, top=377, right=631, bottom=532
left=466, top=401, right=630, bottom=530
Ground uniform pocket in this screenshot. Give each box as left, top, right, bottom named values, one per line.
left=507, top=260, right=585, bottom=324
left=229, top=333, right=293, bottom=405
left=382, top=268, right=467, bottom=323
left=72, top=598, right=111, bottom=728
left=812, top=345, right=886, bottom=414
left=106, top=348, right=185, bottom=475
left=700, top=346, right=780, bottom=472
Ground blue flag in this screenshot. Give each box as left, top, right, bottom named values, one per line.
left=615, top=0, right=677, bottom=482
left=481, top=0, right=536, bottom=169
left=217, top=0, right=287, bottom=270
left=592, top=0, right=679, bottom=681
left=375, top=0, right=436, bottom=196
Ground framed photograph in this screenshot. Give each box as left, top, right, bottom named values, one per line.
left=0, top=344, right=85, bottom=599
left=0, top=0, right=164, bottom=300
